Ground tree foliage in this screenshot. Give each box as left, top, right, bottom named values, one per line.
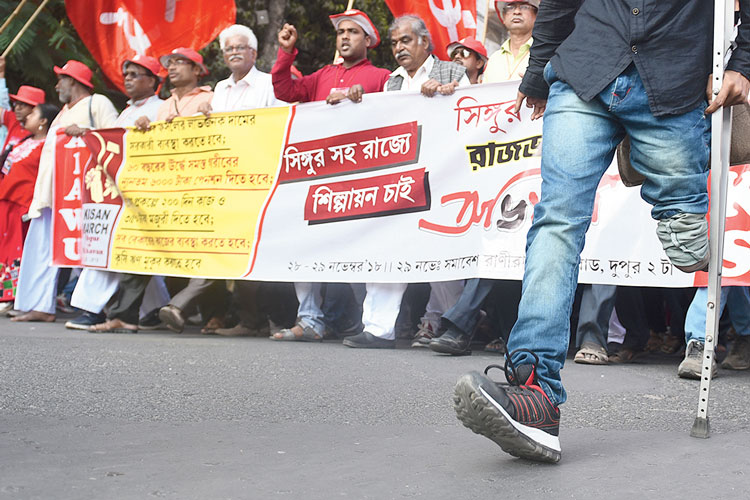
left=0, top=0, right=126, bottom=109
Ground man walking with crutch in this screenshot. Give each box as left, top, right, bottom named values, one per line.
left=452, top=0, right=750, bottom=463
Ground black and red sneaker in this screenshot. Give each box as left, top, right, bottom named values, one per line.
left=453, top=349, right=561, bottom=463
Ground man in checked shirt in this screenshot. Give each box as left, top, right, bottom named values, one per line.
left=453, top=0, right=750, bottom=463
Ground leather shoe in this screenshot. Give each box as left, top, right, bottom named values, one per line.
left=158, top=305, right=185, bottom=333
left=342, top=331, right=395, bottom=349
left=429, top=327, right=472, bottom=355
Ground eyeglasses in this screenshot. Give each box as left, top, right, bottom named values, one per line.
left=165, top=58, right=193, bottom=67
left=123, top=71, right=148, bottom=80
left=502, top=3, right=537, bottom=13
left=450, top=47, right=475, bottom=60
left=222, top=44, right=251, bottom=54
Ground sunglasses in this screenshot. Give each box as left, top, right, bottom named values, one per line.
left=450, top=47, right=475, bottom=60
left=502, top=3, right=537, bottom=13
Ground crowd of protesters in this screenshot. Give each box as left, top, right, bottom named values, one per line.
left=0, top=1, right=749, bottom=385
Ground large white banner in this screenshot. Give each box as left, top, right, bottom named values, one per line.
left=251, top=82, right=748, bottom=287
left=53, top=82, right=750, bottom=287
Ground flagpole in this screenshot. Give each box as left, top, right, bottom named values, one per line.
left=1, top=0, right=51, bottom=58
left=0, top=0, right=29, bottom=36
left=690, top=0, right=733, bottom=440
left=480, top=0, right=491, bottom=45
left=333, top=0, right=356, bottom=63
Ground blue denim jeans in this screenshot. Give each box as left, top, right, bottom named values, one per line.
left=684, top=286, right=750, bottom=342
left=507, top=64, right=710, bottom=406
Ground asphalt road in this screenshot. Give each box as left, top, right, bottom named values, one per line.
left=1, top=317, right=749, bottom=499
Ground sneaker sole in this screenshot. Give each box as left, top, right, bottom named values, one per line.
left=677, top=361, right=718, bottom=380
left=453, top=372, right=561, bottom=463
left=65, top=321, right=101, bottom=331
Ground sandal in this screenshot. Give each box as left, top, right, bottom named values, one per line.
left=484, top=338, right=506, bottom=354
left=89, top=318, right=138, bottom=334
left=201, top=316, right=225, bottom=334
left=270, top=324, right=322, bottom=342
left=574, top=342, right=609, bottom=365
left=608, top=347, right=641, bottom=363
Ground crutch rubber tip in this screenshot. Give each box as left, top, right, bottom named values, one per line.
left=690, top=417, right=710, bottom=439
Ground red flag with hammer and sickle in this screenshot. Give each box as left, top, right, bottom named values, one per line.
left=65, top=0, right=236, bottom=91
left=384, top=0, right=477, bottom=60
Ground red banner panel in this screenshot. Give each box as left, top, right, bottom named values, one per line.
left=280, top=122, right=420, bottom=183
left=304, top=167, right=430, bottom=224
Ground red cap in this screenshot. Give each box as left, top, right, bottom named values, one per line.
left=496, top=0, right=540, bottom=19
left=446, top=37, right=489, bottom=61
left=122, top=55, right=163, bottom=81
left=9, top=85, right=45, bottom=107
left=54, top=60, right=94, bottom=88
left=159, top=47, right=209, bottom=76
left=329, top=9, right=380, bottom=48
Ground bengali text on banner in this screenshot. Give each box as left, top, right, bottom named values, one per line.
left=52, top=82, right=750, bottom=287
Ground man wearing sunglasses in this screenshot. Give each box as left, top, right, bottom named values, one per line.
left=484, top=0, right=538, bottom=83
left=447, top=38, right=488, bottom=84
left=66, top=55, right=166, bottom=332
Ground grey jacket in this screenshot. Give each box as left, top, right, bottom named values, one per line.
left=386, top=55, right=466, bottom=91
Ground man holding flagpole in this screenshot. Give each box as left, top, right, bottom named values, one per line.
left=453, top=0, right=750, bottom=463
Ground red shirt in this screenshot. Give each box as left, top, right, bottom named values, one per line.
left=0, top=109, right=30, bottom=152
left=271, top=47, right=391, bottom=103
left=0, top=137, right=43, bottom=207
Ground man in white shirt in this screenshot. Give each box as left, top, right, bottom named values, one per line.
left=13, top=60, right=118, bottom=322
left=205, top=24, right=283, bottom=113
left=385, top=15, right=469, bottom=95
left=67, top=55, right=168, bottom=330
left=157, top=25, right=287, bottom=337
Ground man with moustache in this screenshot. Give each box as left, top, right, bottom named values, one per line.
left=385, top=15, right=469, bottom=96
left=194, top=24, right=293, bottom=338
left=483, top=0, right=538, bottom=82
left=67, top=55, right=167, bottom=332
left=135, top=47, right=212, bottom=130
left=206, top=24, right=282, bottom=113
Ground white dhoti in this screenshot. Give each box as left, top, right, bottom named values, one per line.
left=14, top=208, right=59, bottom=314
left=70, top=269, right=120, bottom=313
left=362, top=282, right=408, bottom=340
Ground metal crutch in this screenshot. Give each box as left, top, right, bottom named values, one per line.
left=691, top=0, right=734, bottom=439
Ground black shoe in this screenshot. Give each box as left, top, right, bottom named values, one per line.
left=64, top=311, right=106, bottom=330
left=453, top=349, right=561, bottom=463
left=342, top=331, right=395, bottom=349
left=429, top=327, right=472, bottom=355
left=138, top=308, right=165, bottom=331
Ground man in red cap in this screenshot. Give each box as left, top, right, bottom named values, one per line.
left=0, top=56, right=45, bottom=172
left=271, top=9, right=390, bottom=105
left=12, top=60, right=117, bottom=323
left=447, top=37, right=488, bottom=84
left=66, top=55, right=168, bottom=332
left=135, top=48, right=212, bottom=130
left=483, top=0, right=539, bottom=82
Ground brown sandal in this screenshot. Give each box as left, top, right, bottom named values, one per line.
left=201, top=316, right=225, bottom=334
left=574, top=342, right=609, bottom=365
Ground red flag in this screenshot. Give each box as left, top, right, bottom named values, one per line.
left=384, top=0, right=477, bottom=60
left=65, top=0, right=236, bottom=91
